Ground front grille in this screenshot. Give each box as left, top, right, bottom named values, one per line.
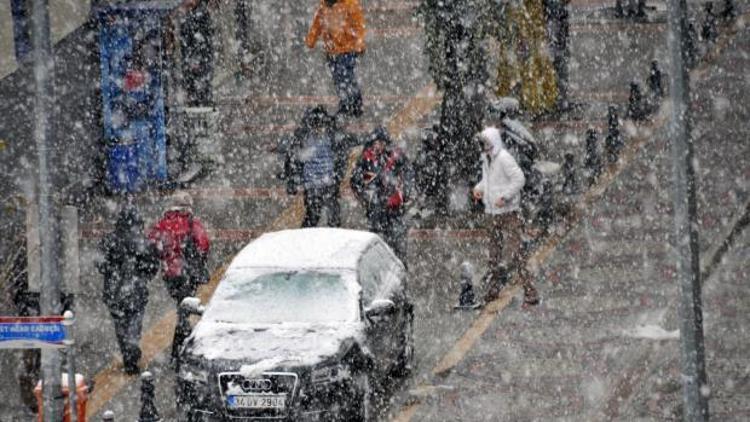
left=218, top=372, right=298, bottom=419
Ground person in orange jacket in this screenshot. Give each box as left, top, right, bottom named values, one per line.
left=306, top=0, right=366, bottom=117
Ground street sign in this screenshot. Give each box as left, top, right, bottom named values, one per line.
left=0, top=316, right=68, bottom=349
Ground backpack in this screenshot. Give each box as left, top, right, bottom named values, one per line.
left=182, top=217, right=209, bottom=286
left=500, top=121, right=543, bottom=205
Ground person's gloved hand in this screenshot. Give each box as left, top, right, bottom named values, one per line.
left=387, top=191, right=403, bottom=209
left=286, top=181, right=298, bottom=196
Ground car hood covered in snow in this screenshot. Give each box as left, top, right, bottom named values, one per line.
left=185, top=321, right=364, bottom=369
left=229, top=228, right=380, bottom=271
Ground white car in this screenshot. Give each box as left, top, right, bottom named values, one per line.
left=176, top=228, right=414, bottom=421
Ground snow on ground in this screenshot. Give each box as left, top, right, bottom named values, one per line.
left=623, top=324, right=680, bottom=340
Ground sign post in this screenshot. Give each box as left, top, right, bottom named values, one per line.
left=0, top=313, right=80, bottom=420
left=665, top=0, right=710, bottom=416
left=63, top=311, right=78, bottom=422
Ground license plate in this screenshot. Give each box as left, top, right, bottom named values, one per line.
left=227, top=394, right=286, bottom=409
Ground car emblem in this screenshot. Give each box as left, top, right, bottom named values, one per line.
left=241, top=378, right=273, bottom=392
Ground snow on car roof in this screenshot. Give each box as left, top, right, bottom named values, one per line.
left=229, top=228, right=380, bottom=270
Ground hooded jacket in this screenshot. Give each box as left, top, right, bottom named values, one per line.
left=474, top=127, right=526, bottom=215
left=147, top=210, right=210, bottom=278
left=306, top=0, right=366, bottom=55
left=351, top=137, right=413, bottom=216
left=300, top=128, right=336, bottom=189
left=285, top=106, right=359, bottom=191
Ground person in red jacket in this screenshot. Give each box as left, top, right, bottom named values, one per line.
left=148, top=192, right=210, bottom=304
left=148, top=192, right=210, bottom=362
left=351, top=127, right=414, bottom=265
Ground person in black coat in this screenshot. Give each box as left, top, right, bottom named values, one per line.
left=180, top=0, right=215, bottom=106
left=97, top=206, right=159, bottom=374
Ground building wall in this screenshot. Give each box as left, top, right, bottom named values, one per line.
left=0, top=0, right=246, bottom=204
left=0, top=1, right=18, bottom=78
left=0, top=0, right=251, bottom=300
left=50, top=0, right=91, bottom=45
left=211, top=0, right=242, bottom=89
left=0, top=0, right=92, bottom=80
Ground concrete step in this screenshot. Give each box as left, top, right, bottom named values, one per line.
left=493, top=305, right=671, bottom=346
left=453, top=365, right=585, bottom=399
left=366, top=5, right=419, bottom=29
left=546, top=232, right=671, bottom=266
left=414, top=372, right=585, bottom=421
left=569, top=22, right=667, bottom=95
left=543, top=291, right=671, bottom=313
left=541, top=260, right=673, bottom=285
left=79, top=195, right=291, bottom=237
left=219, top=99, right=408, bottom=128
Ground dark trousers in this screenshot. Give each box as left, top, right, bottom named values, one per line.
left=165, top=275, right=196, bottom=360
left=165, top=275, right=197, bottom=304
left=370, top=212, right=408, bottom=266
left=18, top=350, right=40, bottom=412
left=110, top=306, right=145, bottom=370
left=184, top=67, right=213, bottom=106
left=234, top=0, right=252, bottom=65
left=303, top=185, right=341, bottom=228
left=327, top=53, right=362, bottom=116
left=487, top=212, right=537, bottom=301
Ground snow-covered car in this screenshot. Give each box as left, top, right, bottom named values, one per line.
left=176, top=228, right=414, bottom=421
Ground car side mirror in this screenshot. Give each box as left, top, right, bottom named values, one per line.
left=364, top=299, right=395, bottom=323
left=180, top=297, right=205, bottom=316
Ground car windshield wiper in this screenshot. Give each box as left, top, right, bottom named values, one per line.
left=213, top=319, right=280, bottom=326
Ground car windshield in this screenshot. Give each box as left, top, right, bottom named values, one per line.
left=208, top=271, right=358, bottom=324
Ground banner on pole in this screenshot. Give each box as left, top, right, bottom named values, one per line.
left=97, top=3, right=179, bottom=192
left=0, top=316, right=68, bottom=349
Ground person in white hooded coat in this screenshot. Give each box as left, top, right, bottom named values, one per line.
left=472, top=127, right=539, bottom=306
left=473, top=127, right=525, bottom=215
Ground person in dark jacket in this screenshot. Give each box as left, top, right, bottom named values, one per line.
left=351, top=127, right=414, bottom=264
left=97, top=206, right=159, bottom=374
left=180, top=0, right=215, bottom=106
left=285, top=106, right=359, bottom=227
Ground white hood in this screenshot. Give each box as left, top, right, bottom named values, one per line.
left=479, top=127, right=505, bottom=158
left=474, top=126, right=525, bottom=215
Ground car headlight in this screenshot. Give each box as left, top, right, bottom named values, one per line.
left=178, top=363, right=210, bottom=384
left=311, top=364, right=351, bottom=384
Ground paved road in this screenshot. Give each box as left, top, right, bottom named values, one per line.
left=2, top=1, right=749, bottom=421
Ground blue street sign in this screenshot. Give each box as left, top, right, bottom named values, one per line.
left=0, top=317, right=68, bottom=349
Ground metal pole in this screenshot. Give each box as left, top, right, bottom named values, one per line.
left=30, top=0, right=63, bottom=420
left=665, top=0, right=709, bottom=417
left=63, top=311, right=78, bottom=422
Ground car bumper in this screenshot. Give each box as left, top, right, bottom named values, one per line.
left=177, top=379, right=353, bottom=421
left=184, top=408, right=335, bottom=421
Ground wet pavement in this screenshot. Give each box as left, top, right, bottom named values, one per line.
left=1, top=0, right=749, bottom=421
